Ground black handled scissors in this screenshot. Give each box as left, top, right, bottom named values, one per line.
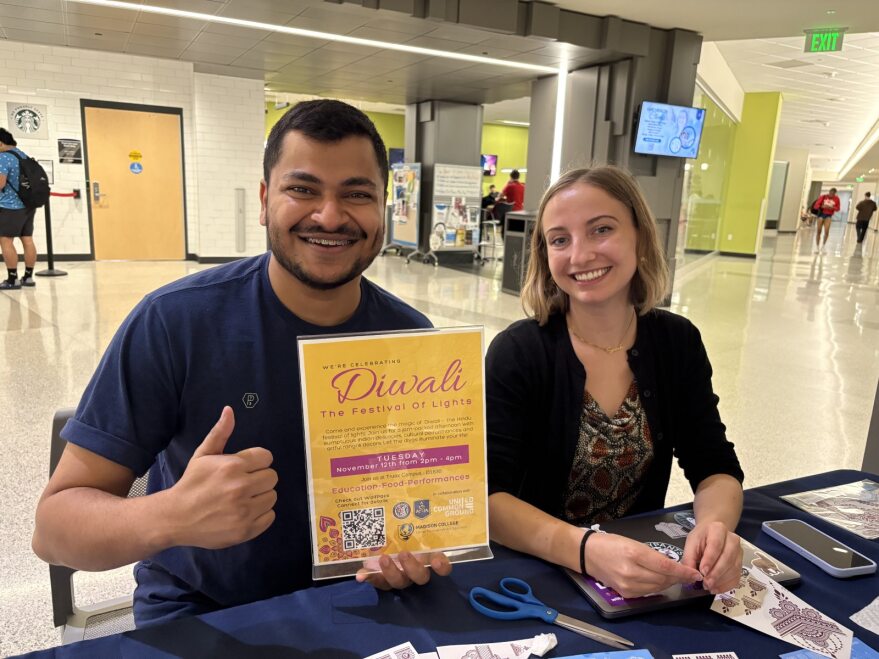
left=468, top=577, right=634, bottom=650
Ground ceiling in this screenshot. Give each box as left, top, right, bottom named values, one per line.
left=716, top=32, right=879, bottom=181
left=0, top=0, right=617, bottom=107
left=2, top=1, right=878, bottom=180
left=549, top=0, right=879, bottom=43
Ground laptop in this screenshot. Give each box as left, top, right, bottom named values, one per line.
left=566, top=509, right=801, bottom=618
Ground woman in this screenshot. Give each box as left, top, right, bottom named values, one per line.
left=812, top=188, right=840, bottom=253
left=486, top=166, right=744, bottom=598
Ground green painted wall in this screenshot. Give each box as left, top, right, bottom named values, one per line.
left=265, top=104, right=405, bottom=152
left=717, top=92, right=783, bottom=255
left=683, top=88, right=738, bottom=252
left=264, top=106, right=530, bottom=199
left=480, top=123, right=529, bottom=195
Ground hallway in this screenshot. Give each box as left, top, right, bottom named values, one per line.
left=1, top=219, right=877, bottom=655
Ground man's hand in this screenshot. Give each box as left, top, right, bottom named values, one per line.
left=166, top=406, right=278, bottom=549
left=355, top=551, right=452, bottom=590
left=682, top=521, right=742, bottom=594
left=583, top=533, right=702, bottom=598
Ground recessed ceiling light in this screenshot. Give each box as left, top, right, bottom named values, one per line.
left=826, top=9, right=836, bottom=14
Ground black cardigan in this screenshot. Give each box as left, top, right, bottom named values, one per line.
left=486, top=309, right=744, bottom=519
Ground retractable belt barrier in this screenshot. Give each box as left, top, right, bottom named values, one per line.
left=36, top=190, right=74, bottom=277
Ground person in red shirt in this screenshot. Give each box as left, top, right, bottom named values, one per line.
left=501, top=169, right=526, bottom=211
left=812, top=187, right=840, bottom=253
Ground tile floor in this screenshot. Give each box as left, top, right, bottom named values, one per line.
left=1, top=220, right=877, bottom=656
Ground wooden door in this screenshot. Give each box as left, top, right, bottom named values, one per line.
left=84, top=105, right=185, bottom=260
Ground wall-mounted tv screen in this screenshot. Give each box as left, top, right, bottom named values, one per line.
left=634, top=102, right=705, bottom=158
left=481, top=154, right=498, bottom=176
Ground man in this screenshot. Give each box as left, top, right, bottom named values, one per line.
left=812, top=187, right=840, bottom=254
left=0, top=128, right=38, bottom=289
left=32, top=100, right=451, bottom=628
left=855, top=191, right=877, bottom=244
left=481, top=184, right=498, bottom=210
left=500, top=169, right=525, bottom=212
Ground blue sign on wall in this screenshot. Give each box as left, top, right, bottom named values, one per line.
left=130, top=162, right=143, bottom=174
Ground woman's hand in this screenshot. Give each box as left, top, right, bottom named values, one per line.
left=355, top=551, right=452, bottom=590
left=583, top=532, right=702, bottom=598
left=682, top=521, right=742, bottom=593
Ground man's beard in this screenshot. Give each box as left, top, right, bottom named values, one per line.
left=266, top=211, right=383, bottom=291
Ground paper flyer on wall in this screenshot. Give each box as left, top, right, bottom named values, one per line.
left=298, top=327, right=492, bottom=579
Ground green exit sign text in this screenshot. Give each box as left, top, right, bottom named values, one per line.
left=805, top=29, right=846, bottom=53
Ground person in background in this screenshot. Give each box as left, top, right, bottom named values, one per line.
left=501, top=169, right=525, bottom=211
left=482, top=184, right=499, bottom=210
left=32, top=100, right=451, bottom=629
left=486, top=166, right=744, bottom=599
left=0, top=128, right=38, bottom=290
left=854, top=191, right=877, bottom=245
left=812, top=187, right=840, bottom=254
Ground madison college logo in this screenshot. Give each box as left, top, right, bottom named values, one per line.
left=13, top=107, right=42, bottom=134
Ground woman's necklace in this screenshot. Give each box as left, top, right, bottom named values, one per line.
left=568, top=308, right=636, bottom=354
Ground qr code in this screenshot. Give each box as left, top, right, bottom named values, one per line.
left=341, top=507, right=386, bottom=550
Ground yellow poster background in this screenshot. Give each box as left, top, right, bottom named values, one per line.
left=299, top=328, right=488, bottom=567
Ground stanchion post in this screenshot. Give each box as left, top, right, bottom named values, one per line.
left=36, top=191, right=68, bottom=277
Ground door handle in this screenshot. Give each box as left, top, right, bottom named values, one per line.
left=92, top=182, right=109, bottom=202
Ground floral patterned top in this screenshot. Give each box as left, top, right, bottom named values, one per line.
left=564, top=380, right=654, bottom=524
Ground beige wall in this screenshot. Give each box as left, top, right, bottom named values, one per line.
left=696, top=42, right=744, bottom=122
left=775, top=146, right=811, bottom=232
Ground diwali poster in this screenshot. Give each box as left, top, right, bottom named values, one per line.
left=298, top=327, right=489, bottom=578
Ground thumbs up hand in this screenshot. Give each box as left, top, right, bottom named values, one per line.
left=168, top=406, right=278, bottom=549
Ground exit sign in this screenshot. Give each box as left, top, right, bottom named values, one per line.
left=804, top=28, right=847, bottom=53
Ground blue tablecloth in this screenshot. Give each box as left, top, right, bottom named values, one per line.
left=18, top=469, right=879, bottom=658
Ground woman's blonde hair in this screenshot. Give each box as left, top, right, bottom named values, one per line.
left=521, top=165, right=669, bottom=324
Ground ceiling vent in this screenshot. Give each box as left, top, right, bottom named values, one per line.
left=766, top=59, right=813, bottom=69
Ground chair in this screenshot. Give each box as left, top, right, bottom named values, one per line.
left=48, top=408, right=150, bottom=643
left=477, top=210, right=502, bottom=264
left=491, top=202, right=514, bottom=234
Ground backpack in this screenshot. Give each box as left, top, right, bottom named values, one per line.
left=808, top=197, right=822, bottom=216
left=6, top=150, right=50, bottom=208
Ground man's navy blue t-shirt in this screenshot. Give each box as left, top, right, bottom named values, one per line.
left=61, top=252, right=431, bottom=626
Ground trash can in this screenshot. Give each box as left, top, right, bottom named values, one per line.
left=501, top=211, right=537, bottom=296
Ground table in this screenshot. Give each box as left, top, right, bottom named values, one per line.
left=18, top=470, right=879, bottom=658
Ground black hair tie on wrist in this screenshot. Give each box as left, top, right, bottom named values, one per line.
left=579, top=529, right=596, bottom=576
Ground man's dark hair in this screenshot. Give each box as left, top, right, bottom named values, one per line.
left=263, top=100, right=388, bottom=192
left=511, top=169, right=520, bottom=180
left=866, top=192, right=872, bottom=198
left=829, top=187, right=837, bottom=194
left=0, top=128, right=17, bottom=147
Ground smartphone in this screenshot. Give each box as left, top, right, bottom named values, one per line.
left=762, top=519, right=876, bottom=578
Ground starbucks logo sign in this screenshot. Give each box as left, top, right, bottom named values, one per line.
left=7, top=103, right=48, bottom=140
left=14, top=108, right=41, bottom=134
